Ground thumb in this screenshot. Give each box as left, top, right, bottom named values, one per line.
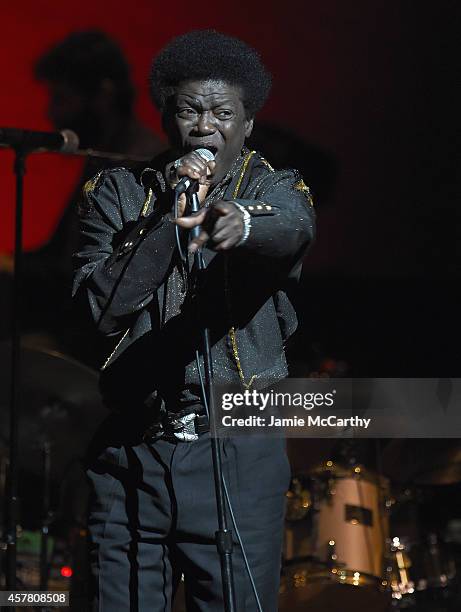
left=197, top=183, right=209, bottom=203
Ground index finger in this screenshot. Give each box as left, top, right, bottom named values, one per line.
left=174, top=207, right=208, bottom=228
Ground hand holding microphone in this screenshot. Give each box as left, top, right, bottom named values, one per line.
left=170, top=148, right=244, bottom=253
left=166, top=148, right=216, bottom=217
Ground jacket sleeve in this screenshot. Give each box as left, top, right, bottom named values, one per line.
left=232, top=171, right=315, bottom=280
left=72, top=172, right=176, bottom=335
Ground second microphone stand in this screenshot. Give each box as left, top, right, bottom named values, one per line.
left=185, top=183, right=236, bottom=612
left=4, top=148, right=27, bottom=594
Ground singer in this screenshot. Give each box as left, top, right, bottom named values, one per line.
left=73, top=30, right=315, bottom=611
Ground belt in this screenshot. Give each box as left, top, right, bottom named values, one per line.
left=143, top=411, right=209, bottom=443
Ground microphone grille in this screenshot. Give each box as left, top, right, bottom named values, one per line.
left=195, top=148, right=215, bottom=162
left=60, top=129, right=80, bottom=153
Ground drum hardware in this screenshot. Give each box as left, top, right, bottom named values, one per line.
left=420, top=533, right=456, bottom=590
left=386, top=533, right=458, bottom=610
left=285, top=476, right=312, bottom=521
left=387, top=537, right=416, bottom=600
left=39, top=438, right=55, bottom=591
left=326, top=539, right=338, bottom=568
left=0, top=341, right=106, bottom=593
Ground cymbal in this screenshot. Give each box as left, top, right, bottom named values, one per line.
left=0, top=340, right=107, bottom=479
left=414, top=446, right=461, bottom=485
left=415, top=463, right=461, bottom=485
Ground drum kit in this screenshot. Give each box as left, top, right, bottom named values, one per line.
left=281, top=440, right=461, bottom=611
left=1, top=340, right=461, bottom=612
left=0, top=337, right=107, bottom=607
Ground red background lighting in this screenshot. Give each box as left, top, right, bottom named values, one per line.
left=0, top=1, right=456, bottom=279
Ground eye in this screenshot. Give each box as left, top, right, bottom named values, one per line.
left=215, top=109, right=234, bottom=120
left=177, top=107, right=198, bottom=119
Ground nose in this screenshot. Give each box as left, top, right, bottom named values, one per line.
left=196, top=111, right=216, bottom=135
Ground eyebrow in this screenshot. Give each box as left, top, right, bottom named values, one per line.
left=176, top=94, right=237, bottom=106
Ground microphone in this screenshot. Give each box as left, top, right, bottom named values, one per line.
left=0, top=127, right=79, bottom=153
left=174, top=148, right=215, bottom=194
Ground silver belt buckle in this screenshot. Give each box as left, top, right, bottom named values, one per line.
left=171, top=412, right=198, bottom=442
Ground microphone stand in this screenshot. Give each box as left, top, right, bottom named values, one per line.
left=186, top=183, right=236, bottom=612
left=4, top=147, right=28, bottom=593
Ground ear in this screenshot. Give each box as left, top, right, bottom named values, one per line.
left=244, top=117, right=254, bottom=138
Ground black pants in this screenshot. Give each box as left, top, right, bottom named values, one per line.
left=86, top=413, right=290, bottom=611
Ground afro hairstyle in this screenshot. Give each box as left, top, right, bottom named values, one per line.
left=149, top=30, right=271, bottom=118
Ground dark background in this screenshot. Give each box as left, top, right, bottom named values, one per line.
left=0, top=0, right=459, bottom=377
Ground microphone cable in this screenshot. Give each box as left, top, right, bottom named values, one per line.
left=173, top=158, right=263, bottom=610
left=174, top=189, right=188, bottom=264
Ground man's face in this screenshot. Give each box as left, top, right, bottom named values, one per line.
left=164, top=80, right=253, bottom=185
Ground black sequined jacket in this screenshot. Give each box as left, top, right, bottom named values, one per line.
left=73, top=150, right=315, bottom=412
